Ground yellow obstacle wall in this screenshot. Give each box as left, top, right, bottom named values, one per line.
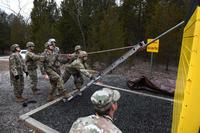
left=172, top=7, right=200, bottom=133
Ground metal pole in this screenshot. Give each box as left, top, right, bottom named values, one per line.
left=146, top=21, right=185, bottom=46
left=150, top=52, right=154, bottom=76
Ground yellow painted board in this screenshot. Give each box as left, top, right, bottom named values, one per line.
left=146, top=39, right=159, bottom=53
left=172, top=7, right=200, bottom=133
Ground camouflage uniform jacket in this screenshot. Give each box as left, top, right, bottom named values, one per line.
left=67, top=58, right=91, bottom=78
left=53, top=47, right=61, bottom=67
left=69, top=114, right=122, bottom=133
left=25, top=51, right=42, bottom=70
left=9, top=53, right=27, bottom=84
left=40, top=49, right=61, bottom=74
left=67, top=51, right=80, bottom=63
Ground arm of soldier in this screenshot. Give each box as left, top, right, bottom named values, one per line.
left=57, top=54, right=68, bottom=64
left=21, top=58, right=28, bottom=74
left=72, top=62, right=93, bottom=78
left=65, top=53, right=78, bottom=63
left=39, top=62, right=46, bottom=75
left=70, top=53, right=78, bottom=60
left=39, top=61, right=49, bottom=79
left=39, top=52, right=46, bottom=75
left=9, top=55, right=19, bottom=76
left=80, top=69, right=93, bottom=78
left=30, top=52, right=44, bottom=61
left=86, top=69, right=99, bottom=75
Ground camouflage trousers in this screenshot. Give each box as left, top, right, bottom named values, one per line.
left=62, top=68, right=83, bottom=90
left=46, top=68, right=66, bottom=95
left=12, top=75, right=24, bottom=97
left=28, top=69, right=38, bottom=92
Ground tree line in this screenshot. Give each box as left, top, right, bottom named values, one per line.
left=0, top=0, right=191, bottom=68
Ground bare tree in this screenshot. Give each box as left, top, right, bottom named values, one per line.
left=73, top=0, right=86, bottom=49
left=0, top=0, right=31, bottom=21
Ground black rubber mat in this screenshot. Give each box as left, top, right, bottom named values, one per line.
left=31, top=76, right=173, bottom=133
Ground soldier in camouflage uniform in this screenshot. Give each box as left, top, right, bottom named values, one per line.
left=69, top=88, right=122, bottom=133
left=48, top=38, right=61, bottom=75
left=9, top=44, right=28, bottom=102
left=25, top=42, right=44, bottom=95
left=41, top=42, right=70, bottom=102
left=62, top=51, right=95, bottom=92
left=67, top=45, right=82, bottom=63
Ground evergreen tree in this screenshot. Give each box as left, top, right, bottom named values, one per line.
left=0, top=11, right=10, bottom=54
left=145, top=0, right=184, bottom=70
left=121, top=0, right=146, bottom=45
left=88, top=7, right=124, bottom=63
left=9, top=15, right=27, bottom=48
left=31, top=0, right=60, bottom=52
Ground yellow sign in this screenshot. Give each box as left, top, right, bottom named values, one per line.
left=147, top=39, right=159, bottom=53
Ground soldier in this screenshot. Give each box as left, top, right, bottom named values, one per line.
left=62, top=51, right=96, bottom=93
left=48, top=38, right=60, bottom=54
left=48, top=38, right=61, bottom=74
left=67, top=45, right=82, bottom=62
left=69, top=88, right=122, bottom=133
left=41, top=42, right=70, bottom=102
left=9, top=44, right=28, bottom=102
left=25, top=42, right=44, bottom=95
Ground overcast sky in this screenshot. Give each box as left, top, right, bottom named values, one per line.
left=0, top=0, right=121, bottom=18
left=0, top=0, right=62, bottom=18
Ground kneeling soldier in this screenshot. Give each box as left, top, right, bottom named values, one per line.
left=62, top=51, right=96, bottom=93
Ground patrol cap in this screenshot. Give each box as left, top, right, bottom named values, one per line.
left=91, top=88, right=120, bottom=112
left=75, top=45, right=81, bottom=51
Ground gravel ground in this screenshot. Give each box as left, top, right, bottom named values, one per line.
left=32, top=76, right=173, bottom=133
left=0, top=71, right=50, bottom=133
left=0, top=58, right=177, bottom=133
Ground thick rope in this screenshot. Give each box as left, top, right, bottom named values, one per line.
left=87, top=45, right=134, bottom=54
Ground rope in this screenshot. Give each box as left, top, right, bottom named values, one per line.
left=87, top=45, right=134, bottom=55
left=60, top=45, right=135, bottom=56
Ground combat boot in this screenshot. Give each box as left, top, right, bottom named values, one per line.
left=16, top=96, right=26, bottom=102
left=47, top=94, right=54, bottom=102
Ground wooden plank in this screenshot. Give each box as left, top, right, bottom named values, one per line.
left=24, top=117, right=59, bottom=133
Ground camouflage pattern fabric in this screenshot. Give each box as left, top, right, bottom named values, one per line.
left=9, top=53, right=27, bottom=97
left=68, top=50, right=82, bottom=63
left=28, top=69, right=38, bottom=92
left=53, top=46, right=61, bottom=75
left=69, top=115, right=122, bottom=133
left=70, top=88, right=122, bottom=133
left=25, top=51, right=43, bottom=92
left=62, top=58, right=92, bottom=89
left=41, top=49, right=66, bottom=95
